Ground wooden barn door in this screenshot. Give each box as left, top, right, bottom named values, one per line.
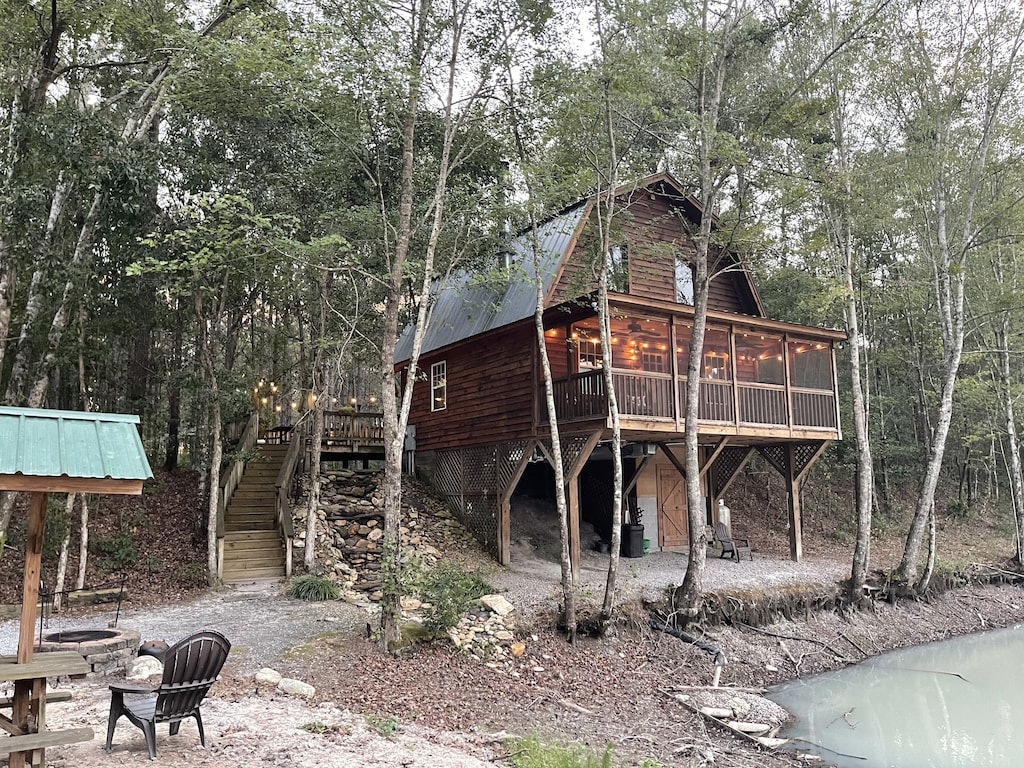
left=658, top=466, right=688, bottom=551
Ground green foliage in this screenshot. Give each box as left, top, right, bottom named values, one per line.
left=408, top=562, right=494, bottom=634
left=364, top=714, right=402, bottom=738
left=287, top=575, right=342, bottom=602
left=89, top=531, right=138, bottom=575
left=172, top=562, right=208, bottom=588
left=946, top=498, right=971, bottom=521
left=508, top=736, right=614, bottom=768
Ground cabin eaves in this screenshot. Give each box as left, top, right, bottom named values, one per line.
left=394, top=204, right=588, bottom=362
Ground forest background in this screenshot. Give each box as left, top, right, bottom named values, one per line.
left=1, top=0, right=1023, bottom=631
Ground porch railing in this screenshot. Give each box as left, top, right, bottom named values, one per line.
left=549, top=371, right=838, bottom=432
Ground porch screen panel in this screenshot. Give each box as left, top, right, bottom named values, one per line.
left=789, top=341, right=837, bottom=429
left=697, top=326, right=735, bottom=422
left=736, top=333, right=786, bottom=425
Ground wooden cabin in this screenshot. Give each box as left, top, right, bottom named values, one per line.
left=395, top=173, right=843, bottom=570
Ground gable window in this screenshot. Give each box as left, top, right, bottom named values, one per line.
left=675, top=259, right=694, bottom=305
left=430, top=361, right=447, bottom=412
left=606, top=245, right=629, bottom=293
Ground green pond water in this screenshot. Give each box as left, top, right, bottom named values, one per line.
left=767, top=625, right=1024, bottom=768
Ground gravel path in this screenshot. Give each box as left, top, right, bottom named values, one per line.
left=0, top=581, right=367, bottom=674
left=1, top=550, right=848, bottom=667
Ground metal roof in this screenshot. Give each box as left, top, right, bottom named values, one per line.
left=0, top=407, right=153, bottom=482
left=395, top=205, right=587, bottom=361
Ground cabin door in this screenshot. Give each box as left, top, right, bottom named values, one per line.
left=658, top=466, right=688, bottom=551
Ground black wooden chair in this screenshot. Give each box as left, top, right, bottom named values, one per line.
left=713, top=521, right=753, bottom=562
left=105, top=629, right=231, bottom=759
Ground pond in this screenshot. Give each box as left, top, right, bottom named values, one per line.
left=767, top=625, right=1024, bottom=767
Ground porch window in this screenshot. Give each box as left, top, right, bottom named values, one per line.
left=607, top=245, right=629, bottom=293
left=430, top=361, right=447, bottom=412
left=701, top=327, right=732, bottom=380
left=789, top=341, right=833, bottom=390
left=735, top=333, right=784, bottom=385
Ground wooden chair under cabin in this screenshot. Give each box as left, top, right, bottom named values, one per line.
left=713, top=521, right=753, bottom=562
left=106, top=630, right=231, bottom=759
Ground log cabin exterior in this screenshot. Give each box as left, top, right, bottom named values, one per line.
left=395, top=173, right=843, bottom=570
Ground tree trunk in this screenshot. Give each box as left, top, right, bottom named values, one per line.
left=165, top=302, right=184, bottom=471
left=53, top=494, right=75, bottom=612
left=378, top=1, right=429, bottom=653
left=995, top=309, right=1024, bottom=564
left=76, top=494, right=89, bottom=590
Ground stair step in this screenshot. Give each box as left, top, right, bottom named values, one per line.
left=224, top=532, right=280, bottom=544
left=222, top=566, right=286, bottom=581
left=226, top=522, right=276, bottom=532
left=223, top=553, right=284, bottom=569
left=225, top=540, right=282, bottom=553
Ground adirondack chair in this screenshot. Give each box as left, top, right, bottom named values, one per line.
left=713, top=521, right=753, bottom=562
left=105, top=630, right=231, bottom=759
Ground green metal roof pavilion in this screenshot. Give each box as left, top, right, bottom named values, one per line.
left=0, top=406, right=152, bottom=494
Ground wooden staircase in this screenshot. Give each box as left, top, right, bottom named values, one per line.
left=222, top=444, right=287, bottom=582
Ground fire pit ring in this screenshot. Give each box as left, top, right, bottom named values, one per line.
left=36, top=627, right=141, bottom=677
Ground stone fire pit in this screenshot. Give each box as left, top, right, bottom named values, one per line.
left=36, top=627, right=141, bottom=676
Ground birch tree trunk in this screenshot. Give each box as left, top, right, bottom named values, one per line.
left=995, top=315, right=1024, bottom=565
left=53, top=494, right=75, bottom=612
left=894, top=7, right=1022, bottom=585
left=76, top=495, right=89, bottom=590
left=676, top=0, right=742, bottom=618
left=593, top=0, right=624, bottom=627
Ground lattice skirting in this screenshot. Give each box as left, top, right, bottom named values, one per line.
left=431, top=441, right=530, bottom=557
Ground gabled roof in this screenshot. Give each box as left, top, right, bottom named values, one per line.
left=395, top=204, right=587, bottom=361
left=0, top=407, right=153, bottom=494
left=394, top=172, right=767, bottom=362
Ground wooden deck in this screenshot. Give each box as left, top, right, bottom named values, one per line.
left=548, top=370, right=840, bottom=437
left=262, top=411, right=386, bottom=463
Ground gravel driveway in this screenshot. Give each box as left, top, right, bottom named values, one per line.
left=1, top=549, right=847, bottom=669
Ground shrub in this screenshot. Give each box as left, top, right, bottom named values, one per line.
left=90, top=530, right=137, bottom=574
left=416, top=563, right=493, bottom=634
left=508, top=736, right=614, bottom=768
left=287, top=575, right=341, bottom=601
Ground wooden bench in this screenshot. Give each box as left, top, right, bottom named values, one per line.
left=0, top=690, right=73, bottom=708
left=0, top=727, right=94, bottom=756
left=1, top=652, right=94, bottom=762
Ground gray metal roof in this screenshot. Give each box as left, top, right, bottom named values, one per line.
left=0, top=407, right=153, bottom=483
left=396, top=205, right=587, bottom=361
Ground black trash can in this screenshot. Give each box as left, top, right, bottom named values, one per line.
left=621, top=524, right=645, bottom=558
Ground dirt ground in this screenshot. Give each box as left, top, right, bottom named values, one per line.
left=27, top=578, right=1024, bottom=768
left=7, top=467, right=1024, bottom=767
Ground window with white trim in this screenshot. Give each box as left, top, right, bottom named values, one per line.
left=430, top=361, right=447, bottom=412
left=675, top=258, right=694, bottom=304
left=606, top=245, right=629, bottom=293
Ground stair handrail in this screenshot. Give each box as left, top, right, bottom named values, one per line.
left=216, top=411, right=259, bottom=579
left=274, top=421, right=303, bottom=579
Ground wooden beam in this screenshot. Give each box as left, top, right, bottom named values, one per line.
left=715, top=447, right=755, bottom=499
left=795, top=440, right=830, bottom=485
left=786, top=444, right=802, bottom=562
left=0, top=476, right=143, bottom=495
left=698, top=438, right=731, bottom=478
left=18, top=493, right=46, bottom=664
left=655, top=442, right=687, bottom=479
left=623, top=454, right=651, bottom=497
left=564, top=431, right=602, bottom=580
left=498, top=441, right=534, bottom=567
left=0, top=727, right=94, bottom=756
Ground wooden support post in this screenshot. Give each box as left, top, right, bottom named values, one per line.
left=786, top=445, right=802, bottom=563
left=18, top=493, right=46, bottom=665
left=11, top=492, right=48, bottom=768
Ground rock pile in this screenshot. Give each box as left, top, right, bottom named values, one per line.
left=446, top=594, right=523, bottom=666
left=293, top=470, right=478, bottom=601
